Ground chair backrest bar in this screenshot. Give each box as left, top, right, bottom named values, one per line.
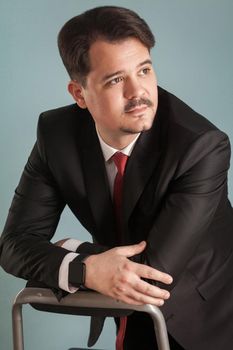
left=12, top=288, right=170, bottom=350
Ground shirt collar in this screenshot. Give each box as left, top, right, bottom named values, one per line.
left=96, top=127, right=140, bottom=162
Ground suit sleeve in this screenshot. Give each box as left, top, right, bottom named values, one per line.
left=0, top=116, right=68, bottom=289
left=143, top=130, right=231, bottom=287
left=0, top=114, right=110, bottom=290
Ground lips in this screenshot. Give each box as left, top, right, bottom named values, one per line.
left=124, top=97, right=153, bottom=113
left=126, top=105, right=148, bottom=113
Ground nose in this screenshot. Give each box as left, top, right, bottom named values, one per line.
left=123, top=77, right=145, bottom=100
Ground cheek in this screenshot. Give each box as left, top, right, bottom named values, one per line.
left=85, top=88, right=124, bottom=121
left=85, top=93, right=106, bottom=116
left=101, top=91, right=124, bottom=113
left=151, top=83, right=158, bottom=107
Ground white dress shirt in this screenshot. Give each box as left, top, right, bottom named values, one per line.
left=58, top=129, right=140, bottom=292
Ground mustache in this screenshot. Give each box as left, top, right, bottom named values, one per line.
left=124, top=98, right=153, bottom=112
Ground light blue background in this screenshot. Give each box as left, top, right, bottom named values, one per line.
left=0, top=1, right=232, bottom=349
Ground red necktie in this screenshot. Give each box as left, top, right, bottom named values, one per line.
left=113, top=152, right=128, bottom=238
left=112, top=152, right=128, bottom=350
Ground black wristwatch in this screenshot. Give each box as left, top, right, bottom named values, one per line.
left=68, top=255, right=87, bottom=288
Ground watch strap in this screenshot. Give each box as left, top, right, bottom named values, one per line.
left=68, top=254, right=88, bottom=287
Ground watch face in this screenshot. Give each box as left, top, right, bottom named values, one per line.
left=68, top=259, right=86, bottom=287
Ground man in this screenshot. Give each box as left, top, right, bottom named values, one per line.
left=1, top=6, right=233, bottom=350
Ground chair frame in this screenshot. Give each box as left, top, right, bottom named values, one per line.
left=12, top=288, right=170, bottom=350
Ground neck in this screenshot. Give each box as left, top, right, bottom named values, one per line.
left=97, top=129, right=139, bottom=150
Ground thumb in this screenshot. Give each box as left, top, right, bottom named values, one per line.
left=119, top=241, right=146, bottom=257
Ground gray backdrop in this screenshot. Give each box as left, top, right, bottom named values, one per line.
left=0, top=0, right=232, bottom=349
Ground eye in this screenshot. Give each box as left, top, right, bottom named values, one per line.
left=107, top=76, right=124, bottom=86
left=139, top=67, right=151, bottom=76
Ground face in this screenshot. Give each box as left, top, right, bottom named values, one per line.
left=69, top=37, right=158, bottom=148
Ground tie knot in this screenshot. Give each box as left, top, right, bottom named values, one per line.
left=112, top=152, right=128, bottom=176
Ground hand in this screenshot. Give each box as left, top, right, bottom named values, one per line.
left=84, top=241, right=173, bottom=306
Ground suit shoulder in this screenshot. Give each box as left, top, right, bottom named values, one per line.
left=39, top=104, right=87, bottom=125
left=37, top=103, right=93, bottom=135
left=157, top=87, right=229, bottom=154
left=158, top=86, right=220, bottom=136
left=41, top=103, right=78, bottom=117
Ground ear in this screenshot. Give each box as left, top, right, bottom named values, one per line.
left=68, top=80, right=87, bottom=109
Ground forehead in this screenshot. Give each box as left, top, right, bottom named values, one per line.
left=88, top=38, right=151, bottom=76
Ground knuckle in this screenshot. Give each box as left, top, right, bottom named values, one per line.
left=144, top=284, right=152, bottom=295
left=112, top=285, right=122, bottom=296
left=116, top=284, right=126, bottom=293
left=136, top=280, right=152, bottom=295
left=112, top=289, right=120, bottom=298
left=122, top=260, right=132, bottom=272
left=134, top=280, right=142, bottom=290
left=120, top=274, right=130, bottom=284
left=136, top=295, right=144, bottom=303
left=146, top=269, right=155, bottom=280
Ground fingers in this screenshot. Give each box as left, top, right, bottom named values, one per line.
left=85, top=244, right=173, bottom=308
left=121, top=290, right=167, bottom=306
left=134, top=278, right=170, bottom=299
left=115, top=242, right=172, bottom=285
left=134, top=263, right=173, bottom=285
left=116, top=241, right=146, bottom=257
left=111, top=260, right=173, bottom=306
left=115, top=293, right=164, bottom=306
left=113, top=279, right=169, bottom=306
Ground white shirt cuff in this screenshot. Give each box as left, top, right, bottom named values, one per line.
left=62, top=238, right=83, bottom=252
left=58, top=252, right=79, bottom=293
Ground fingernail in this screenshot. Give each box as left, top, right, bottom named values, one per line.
left=159, top=300, right=164, bottom=306
left=167, top=276, right=173, bottom=284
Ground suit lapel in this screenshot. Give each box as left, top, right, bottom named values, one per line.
left=123, top=91, right=168, bottom=230
left=80, top=116, right=117, bottom=245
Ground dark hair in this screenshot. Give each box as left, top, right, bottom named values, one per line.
left=57, top=6, right=155, bottom=86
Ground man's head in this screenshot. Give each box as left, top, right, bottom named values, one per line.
left=58, top=7, right=158, bottom=148
left=58, top=6, right=155, bottom=86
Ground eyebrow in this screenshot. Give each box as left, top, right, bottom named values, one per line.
left=101, top=59, right=153, bottom=83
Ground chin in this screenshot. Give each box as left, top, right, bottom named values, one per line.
left=120, top=113, right=155, bottom=134
left=121, top=123, right=153, bottom=134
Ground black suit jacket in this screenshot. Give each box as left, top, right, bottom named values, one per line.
left=1, top=87, right=233, bottom=349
